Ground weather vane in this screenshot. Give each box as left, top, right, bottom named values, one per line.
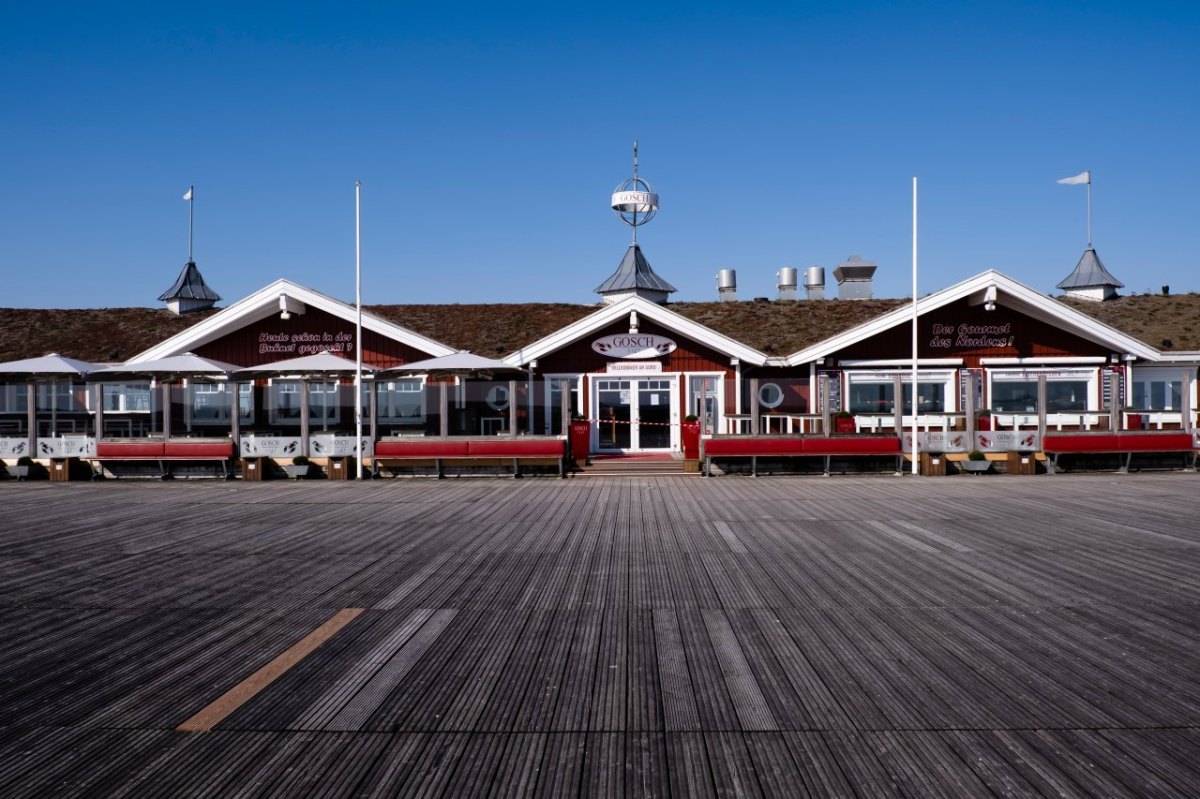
left=610, top=141, right=659, bottom=245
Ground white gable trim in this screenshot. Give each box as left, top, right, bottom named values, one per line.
left=784, top=270, right=1159, bottom=366
left=131, top=279, right=456, bottom=363
left=506, top=295, right=767, bottom=367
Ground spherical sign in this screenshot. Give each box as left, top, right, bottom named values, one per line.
left=611, top=177, right=658, bottom=227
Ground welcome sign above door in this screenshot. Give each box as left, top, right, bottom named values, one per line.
left=592, top=334, right=677, bottom=359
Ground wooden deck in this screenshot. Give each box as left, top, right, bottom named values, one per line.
left=1, top=475, right=1199, bottom=796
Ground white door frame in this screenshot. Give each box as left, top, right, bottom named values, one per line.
left=588, top=373, right=680, bottom=453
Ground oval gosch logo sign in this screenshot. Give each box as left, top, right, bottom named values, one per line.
left=591, top=334, right=677, bottom=360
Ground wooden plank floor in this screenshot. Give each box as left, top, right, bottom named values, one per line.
left=1, top=474, right=1200, bottom=796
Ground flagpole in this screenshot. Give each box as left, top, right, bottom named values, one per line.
left=1086, top=172, right=1092, bottom=249
left=911, top=176, right=919, bottom=476
left=355, top=180, right=364, bottom=480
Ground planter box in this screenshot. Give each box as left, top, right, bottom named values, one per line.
left=284, top=464, right=311, bottom=480
left=959, top=460, right=991, bottom=474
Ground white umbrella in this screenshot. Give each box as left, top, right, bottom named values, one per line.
left=89, top=352, right=240, bottom=379
left=0, top=353, right=97, bottom=377
left=383, top=350, right=521, bottom=378
left=234, top=350, right=377, bottom=376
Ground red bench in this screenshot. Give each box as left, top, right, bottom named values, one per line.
left=372, top=437, right=567, bottom=477
left=702, top=435, right=902, bottom=476
left=1043, top=432, right=1196, bottom=472
left=90, top=439, right=235, bottom=478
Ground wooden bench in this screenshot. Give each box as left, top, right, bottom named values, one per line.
left=1042, top=432, right=1197, bottom=472
left=88, top=439, right=235, bottom=478
left=702, top=435, right=902, bottom=476
left=371, top=437, right=567, bottom=478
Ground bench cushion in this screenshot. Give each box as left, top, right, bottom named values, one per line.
left=703, top=437, right=805, bottom=458
left=96, top=441, right=166, bottom=458
left=467, top=439, right=564, bottom=457
left=802, top=436, right=900, bottom=455
left=164, top=441, right=233, bottom=458
left=1043, top=433, right=1195, bottom=453
left=375, top=440, right=471, bottom=457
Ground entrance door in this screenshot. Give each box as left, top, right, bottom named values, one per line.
left=594, top=377, right=677, bottom=452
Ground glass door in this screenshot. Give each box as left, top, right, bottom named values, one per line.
left=593, top=376, right=677, bottom=452
left=596, top=379, right=631, bottom=449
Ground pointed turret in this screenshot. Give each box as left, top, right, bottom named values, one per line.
left=1056, top=248, right=1123, bottom=301
left=595, top=244, right=676, bottom=305
left=158, top=261, right=221, bottom=314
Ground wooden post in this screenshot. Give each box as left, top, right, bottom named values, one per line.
left=560, top=378, right=570, bottom=436
left=1183, top=369, right=1193, bottom=433
left=1037, top=374, right=1047, bottom=439
left=749, top=378, right=760, bottom=435
left=94, top=384, right=104, bottom=440
left=439, top=381, right=449, bottom=437
left=300, top=381, right=310, bottom=456
left=230, top=382, right=240, bottom=447
left=819, top=373, right=830, bottom=436
left=26, top=384, right=36, bottom=455
left=162, top=382, right=172, bottom=440
left=508, top=379, right=518, bottom=435
left=965, top=370, right=976, bottom=442
left=893, top=374, right=904, bottom=438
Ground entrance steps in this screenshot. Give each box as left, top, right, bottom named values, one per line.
left=573, top=454, right=698, bottom=477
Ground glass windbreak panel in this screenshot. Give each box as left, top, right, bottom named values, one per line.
left=376, top=379, right=425, bottom=425
left=103, top=383, right=151, bottom=412
left=36, top=383, right=74, bottom=412
left=190, top=383, right=229, bottom=424
left=1132, top=379, right=1183, bottom=410
left=1, top=384, right=28, bottom=414
left=308, top=381, right=339, bottom=426
left=545, top=377, right=581, bottom=435
left=271, top=381, right=302, bottom=423
left=597, top=379, right=631, bottom=448
left=638, top=379, right=671, bottom=448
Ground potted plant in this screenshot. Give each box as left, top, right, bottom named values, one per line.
left=285, top=455, right=311, bottom=480
left=10, top=455, right=36, bottom=480
left=834, top=410, right=855, bottom=434
left=960, top=449, right=991, bottom=474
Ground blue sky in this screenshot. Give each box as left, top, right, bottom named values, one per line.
left=2, top=2, right=1197, bottom=309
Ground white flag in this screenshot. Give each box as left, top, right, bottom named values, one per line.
left=182, top=187, right=193, bottom=200
left=1057, top=170, right=1090, bottom=185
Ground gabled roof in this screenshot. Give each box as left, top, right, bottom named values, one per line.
left=507, top=294, right=768, bottom=367
left=157, top=261, right=221, bottom=302
left=594, top=244, right=677, bottom=295
left=132, top=279, right=456, bottom=362
left=1056, top=248, right=1124, bottom=290
left=784, top=269, right=1159, bottom=366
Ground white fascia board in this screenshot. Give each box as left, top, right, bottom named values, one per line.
left=131, top=279, right=456, bottom=362
left=980, top=356, right=1108, bottom=365
left=840, top=358, right=964, bottom=367
left=1152, top=352, right=1200, bottom=364
left=784, top=270, right=1160, bottom=366
left=505, top=295, right=767, bottom=367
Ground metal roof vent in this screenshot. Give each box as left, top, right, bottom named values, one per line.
left=717, top=269, right=737, bottom=302
left=777, top=267, right=798, bottom=301
left=805, top=266, right=826, bottom=300
left=833, top=255, right=877, bottom=300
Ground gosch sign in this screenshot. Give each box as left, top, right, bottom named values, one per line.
left=592, top=334, right=677, bottom=360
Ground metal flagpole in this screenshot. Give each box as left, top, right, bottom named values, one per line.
left=187, top=185, right=194, bottom=262
left=911, top=177, right=919, bottom=476
left=1086, top=171, right=1092, bottom=249
left=355, top=181, right=364, bottom=480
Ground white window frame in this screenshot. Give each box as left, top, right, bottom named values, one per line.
left=845, top=369, right=957, bottom=418
left=101, top=382, right=153, bottom=413
left=687, top=372, right=726, bottom=435
left=987, top=367, right=1097, bottom=425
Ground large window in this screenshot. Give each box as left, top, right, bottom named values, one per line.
left=846, top=371, right=953, bottom=414
left=1130, top=371, right=1185, bottom=410
left=988, top=369, right=1094, bottom=413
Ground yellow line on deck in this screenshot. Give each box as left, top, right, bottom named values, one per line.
left=176, top=607, right=365, bottom=733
